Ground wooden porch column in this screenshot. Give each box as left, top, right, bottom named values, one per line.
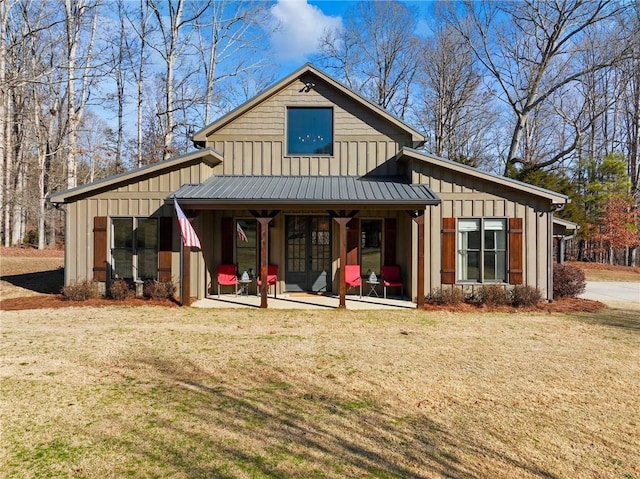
left=333, top=217, right=351, bottom=309
left=257, top=217, right=272, bottom=309
left=412, top=212, right=425, bottom=309
left=181, top=244, right=190, bottom=305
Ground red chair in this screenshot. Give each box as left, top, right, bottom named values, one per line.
left=257, top=265, right=278, bottom=298
left=345, top=264, right=362, bottom=297
left=217, top=264, right=238, bottom=297
left=382, top=265, right=403, bottom=298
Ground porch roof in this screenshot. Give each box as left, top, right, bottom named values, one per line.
left=171, top=175, right=440, bottom=209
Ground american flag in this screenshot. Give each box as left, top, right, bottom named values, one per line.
left=174, top=199, right=201, bottom=249
left=237, top=221, right=248, bottom=242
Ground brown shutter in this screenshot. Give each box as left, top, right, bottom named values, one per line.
left=93, top=216, right=108, bottom=281
left=384, top=218, right=397, bottom=266
left=221, top=217, right=234, bottom=264
left=508, top=217, right=523, bottom=285
left=441, top=217, right=456, bottom=284
left=347, top=217, right=359, bottom=265
left=158, top=217, right=173, bottom=281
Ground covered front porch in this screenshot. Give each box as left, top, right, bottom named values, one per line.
left=174, top=175, right=440, bottom=309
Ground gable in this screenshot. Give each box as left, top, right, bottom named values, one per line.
left=192, top=64, right=425, bottom=147
left=400, top=147, right=568, bottom=206
left=48, top=148, right=222, bottom=204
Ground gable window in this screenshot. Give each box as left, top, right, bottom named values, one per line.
left=457, top=218, right=506, bottom=282
left=361, top=219, right=382, bottom=275
left=287, top=107, right=333, bottom=155
left=111, top=217, right=158, bottom=280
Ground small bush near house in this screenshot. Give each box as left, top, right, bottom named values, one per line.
left=511, top=285, right=542, bottom=307
left=475, top=284, right=511, bottom=306
left=143, top=280, right=176, bottom=300
left=61, top=280, right=100, bottom=301
left=553, top=263, right=586, bottom=298
left=109, top=279, right=134, bottom=300
left=429, top=287, right=465, bottom=305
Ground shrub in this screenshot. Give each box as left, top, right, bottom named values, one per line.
left=109, top=279, right=133, bottom=300
left=429, top=286, right=465, bottom=305
left=511, top=285, right=542, bottom=307
left=61, top=280, right=100, bottom=301
left=475, top=284, right=511, bottom=306
left=553, top=263, right=586, bottom=298
left=143, top=280, right=176, bottom=300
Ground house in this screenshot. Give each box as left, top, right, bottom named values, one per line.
left=48, top=64, right=569, bottom=308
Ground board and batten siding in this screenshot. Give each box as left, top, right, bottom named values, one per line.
left=410, top=162, right=554, bottom=298
left=64, top=162, right=216, bottom=301
left=204, top=75, right=411, bottom=177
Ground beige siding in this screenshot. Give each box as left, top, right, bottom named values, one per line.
left=63, top=161, right=216, bottom=302
left=412, top=160, right=555, bottom=299
left=206, top=75, right=408, bottom=177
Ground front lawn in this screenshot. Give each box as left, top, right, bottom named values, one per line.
left=1, top=307, right=638, bottom=478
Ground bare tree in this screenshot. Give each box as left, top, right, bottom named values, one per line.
left=415, top=18, right=495, bottom=167
left=147, top=0, right=210, bottom=160
left=448, top=0, right=632, bottom=175
left=64, top=0, right=99, bottom=189
left=318, top=0, right=421, bottom=119
left=195, top=0, right=269, bottom=125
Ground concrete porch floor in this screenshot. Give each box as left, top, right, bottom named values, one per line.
left=192, top=292, right=417, bottom=310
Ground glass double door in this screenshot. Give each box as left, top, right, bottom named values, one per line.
left=285, top=215, right=332, bottom=292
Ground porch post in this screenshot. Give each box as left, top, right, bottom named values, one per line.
left=412, top=213, right=425, bottom=309
left=334, top=217, right=351, bottom=308
left=181, top=244, right=190, bottom=305
left=257, top=217, right=272, bottom=308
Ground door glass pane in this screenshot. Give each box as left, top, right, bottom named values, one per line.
left=310, top=216, right=330, bottom=272
left=287, top=216, right=306, bottom=273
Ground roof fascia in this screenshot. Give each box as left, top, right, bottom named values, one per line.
left=47, top=148, right=223, bottom=204
left=192, top=63, right=426, bottom=146
left=399, top=147, right=569, bottom=205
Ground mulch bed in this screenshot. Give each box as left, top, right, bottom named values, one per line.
left=0, top=295, right=179, bottom=311
left=424, top=297, right=605, bottom=313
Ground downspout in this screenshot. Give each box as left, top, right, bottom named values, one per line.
left=549, top=202, right=566, bottom=302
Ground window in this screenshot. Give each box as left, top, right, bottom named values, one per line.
left=111, top=217, right=158, bottom=280
left=287, top=107, right=333, bottom=155
left=236, top=219, right=257, bottom=277
left=457, top=218, right=506, bottom=282
left=361, top=219, right=382, bottom=276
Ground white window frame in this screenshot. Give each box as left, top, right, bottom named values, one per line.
left=110, top=217, right=159, bottom=281
left=457, top=218, right=507, bottom=283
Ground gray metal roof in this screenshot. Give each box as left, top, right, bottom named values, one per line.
left=172, top=175, right=439, bottom=207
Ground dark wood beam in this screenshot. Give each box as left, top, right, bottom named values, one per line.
left=333, top=217, right=351, bottom=309
left=412, top=213, right=425, bottom=309
left=181, top=244, right=190, bottom=306
left=256, top=217, right=272, bottom=309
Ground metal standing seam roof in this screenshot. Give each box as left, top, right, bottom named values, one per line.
left=172, top=175, right=440, bottom=206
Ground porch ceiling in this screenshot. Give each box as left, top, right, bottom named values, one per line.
left=171, top=175, right=440, bottom=210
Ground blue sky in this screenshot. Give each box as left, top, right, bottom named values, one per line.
left=268, top=0, right=434, bottom=72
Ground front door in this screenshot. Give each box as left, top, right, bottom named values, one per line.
left=285, top=215, right=332, bottom=292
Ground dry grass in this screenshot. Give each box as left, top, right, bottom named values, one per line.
left=568, top=261, right=640, bottom=282
left=1, top=306, right=639, bottom=479
left=0, top=255, right=64, bottom=299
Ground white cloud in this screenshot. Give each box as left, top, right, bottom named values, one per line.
left=269, top=0, right=342, bottom=63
